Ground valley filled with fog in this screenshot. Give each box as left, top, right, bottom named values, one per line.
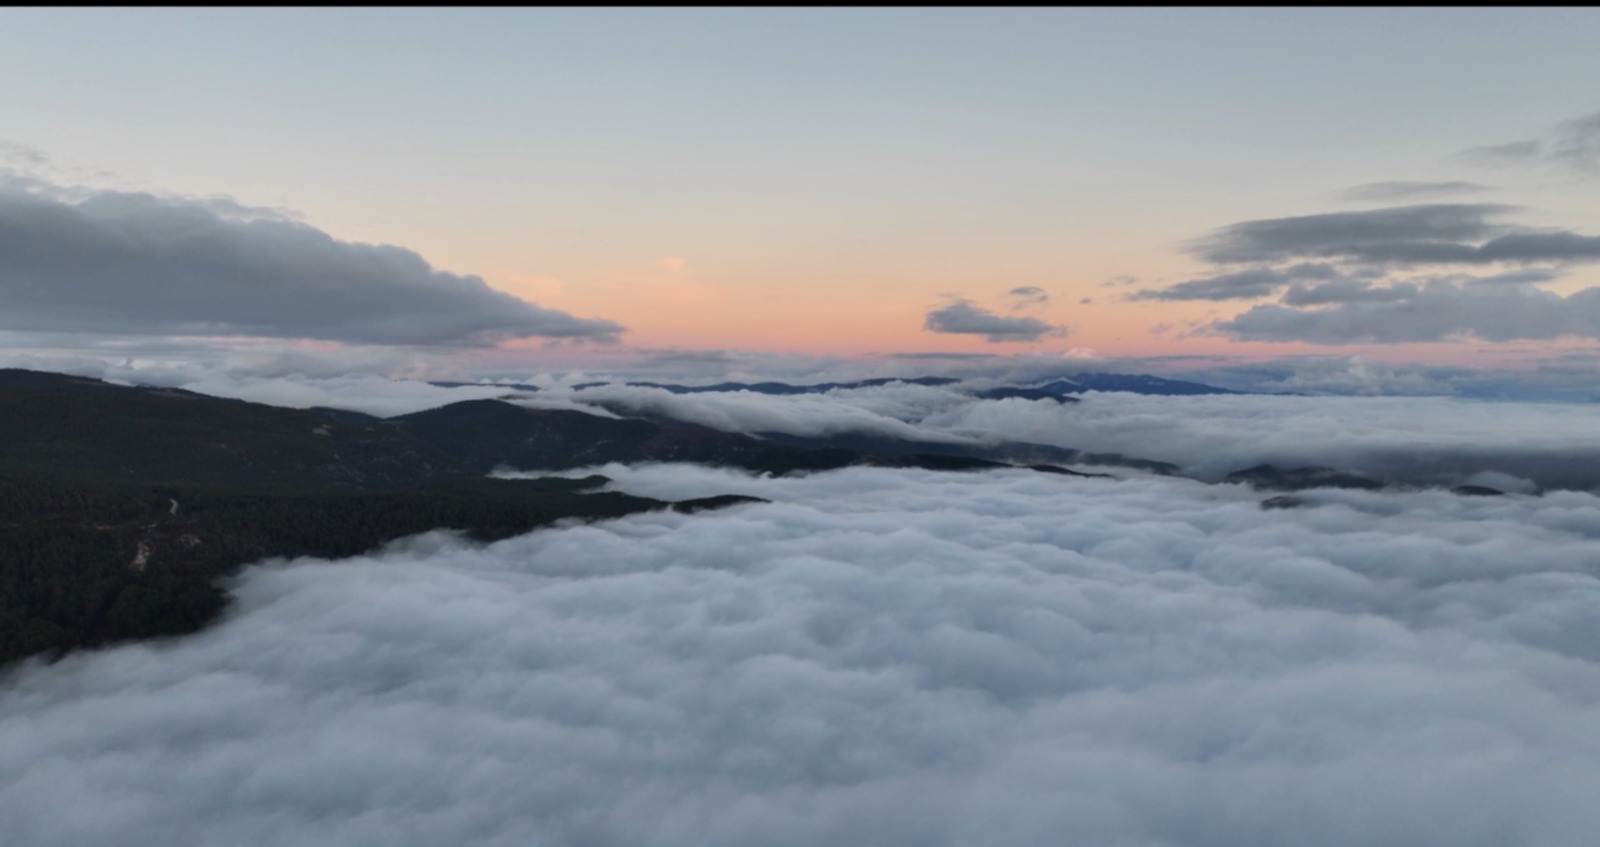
left=111, top=369, right=1600, bottom=491
left=4, top=380, right=1600, bottom=846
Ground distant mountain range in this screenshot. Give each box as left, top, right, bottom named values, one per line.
left=544, top=372, right=1243, bottom=399
left=0, top=369, right=1129, bottom=668
left=0, top=367, right=1521, bottom=670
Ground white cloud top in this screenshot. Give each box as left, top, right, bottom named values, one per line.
left=4, top=463, right=1600, bottom=846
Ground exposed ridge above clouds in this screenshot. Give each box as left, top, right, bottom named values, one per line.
left=15, top=358, right=1582, bottom=491
left=567, top=381, right=980, bottom=445
left=533, top=377, right=1600, bottom=491
left=0, top=176, right=623, bottom=346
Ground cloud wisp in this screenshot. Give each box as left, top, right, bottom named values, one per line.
left=1459, top=109, right=1600, bottom=176
left=1131, top=264, right=1345, bottom=302
left=1459, top=139, right=1545, bottom=169
left=1007, top=286, right=1050, bottom=310
left=5, top=462, right=1600, bottom=846
left=0, top=176, right=623, bottom=346
left=1340, top=180, right=1494, bottom=202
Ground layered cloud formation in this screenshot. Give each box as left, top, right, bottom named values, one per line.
left=1134, top=201, right=1600, bottom=344
left=31, top=362, right=1589, bottom=489
left=1128, top=110, right=1600, bottom=346
left=543, top=380, right=1600, bottom=489
left=0, top=176, right=622, bottom=346
left=5, top=463, right=1600, bottom=846
left=1339, top=180, right=1493, bottom=202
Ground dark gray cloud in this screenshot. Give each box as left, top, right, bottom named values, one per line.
left=1193, top=204, right=1521, bottom=265
left=0, top=180, right=623, bottom=346
left=1340, top=180, right=1493, bottom=202
left=1473, top=231, right=1600, bottom=263
left=1006, top=286, right=1049, bottom=309
left=1131, top=263, right=1342, bottom=302
left=1133, top=268, right=1290, bottom=301
left=923, top=300, right=1061, bottom=342
left=1203, top=203, right=1600, bottom=265
left=1214, top=279, right=1600, bottom=345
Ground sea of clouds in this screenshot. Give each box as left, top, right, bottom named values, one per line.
left=56, top=364, right=1600, bottom=489
left=556, top=381, right=1600, bottom=490
left=11, top=346, right=1600, bottom=488
left=5, top=462, right=1600, bottom=846
left=81, top=366, right=1600, bottom=490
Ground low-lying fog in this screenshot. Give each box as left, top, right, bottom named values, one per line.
left=5, top=461, right=1599, bottom=846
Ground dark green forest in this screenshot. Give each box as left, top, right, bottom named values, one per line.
left=0, top=370, right=794, bottom=669
left=0, top=368, right=1099, bottom=670
left=0, top=471, right=764, bottom=668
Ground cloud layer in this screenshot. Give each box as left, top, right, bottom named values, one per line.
left=5, top=463, right=1600, bottom=846
left=1131, top=110, right=1600, bottom=347
left=0, top=177, right=622, bottom=345
left=1215, top=278, right=1600, bottom=344
left=1340, top=180, right=1493, bottom=202
left=1133, top=264, right=1345, bottom=302
left=544, top=381, right=1600, bottom=489
left=929, top=391, right=1600, bottom=487
left=1192, top=204, right=1551, bottom=266
left=1133, top=195, right=1600, bottom=344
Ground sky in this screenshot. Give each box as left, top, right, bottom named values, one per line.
left=4, top=8, right=1600, bottom=383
